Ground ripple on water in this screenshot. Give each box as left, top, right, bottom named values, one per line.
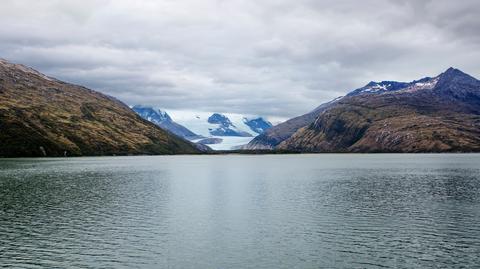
left=0, top=154, right=480, bottom=268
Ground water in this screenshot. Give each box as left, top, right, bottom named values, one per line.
left=1, top=154, right=479, bottom=268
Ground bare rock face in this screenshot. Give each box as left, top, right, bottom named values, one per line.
left=278, top=68, right=480, bottom=152
left=0, top=59, right=200, bottom=157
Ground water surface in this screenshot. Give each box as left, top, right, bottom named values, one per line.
left=1, top=154, right=479, bottom=268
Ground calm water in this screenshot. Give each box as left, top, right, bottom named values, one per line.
left=1, top=154, right=480, bottom=268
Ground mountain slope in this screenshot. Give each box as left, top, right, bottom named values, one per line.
left=278, top=68, right=480, bottom=152
left=244, top=98, right=340, bottom=149
left=207, top=113, right=252, bottom=137
left=0, top=59, right=200, bottom=157
left=243, top=117, right=272, bottom=134
left=132, top=105, right=203, bottom=139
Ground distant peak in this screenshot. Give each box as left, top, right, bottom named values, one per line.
left=243, top=117, right=273, bottom=134
left=445, top=67, right=460, bottom=72
left=132, top=105, right=172, bottom=122
left=208, top=113, right=233, bottom=127
left=441, top=67, right=468, bottom=77
left=210, top=112, right=226, bottom=117
left=365, top=81, right=378, bottom=87
left=438, top=67, right=478, bottom=83
left=363, top=80, right=406, bottom=88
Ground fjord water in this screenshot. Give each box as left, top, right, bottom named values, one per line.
left=1, top=155, right=479, bottom=268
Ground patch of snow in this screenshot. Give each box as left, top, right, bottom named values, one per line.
left=331, top=96, right=344, bottom=102
left=362, top=83, right=388, bottom=93
left=400, top=77, right=439, bottom=93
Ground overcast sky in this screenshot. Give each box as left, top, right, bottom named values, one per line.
left=1, top=0, right=479, bottom=118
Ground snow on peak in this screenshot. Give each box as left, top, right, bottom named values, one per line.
left=347, top=78, right=442, bottom=96
left=165, top=110, right=273, bottom=150
left=399, top=76, right=439, bottom=93
left=347, top=81, right=409, bottom=96
left=243, top=117, right=272, bottom=134
left=132, top=105, right=172, bottom=124
left=208, top=113, right=234, bottom=127
left=363, top=83, right=388, bottom=93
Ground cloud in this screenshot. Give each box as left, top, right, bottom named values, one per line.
left=1, top=0, right=479, bottom=118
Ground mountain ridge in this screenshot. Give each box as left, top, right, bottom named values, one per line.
left=276, top=67, right=480, bottom=152
left=0, top=59, right=201, bottom=157
left=246, top=67, right=480, bottom=152
left=136, top=109, right=273, bottom=150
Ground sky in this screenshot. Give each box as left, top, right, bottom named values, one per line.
left=1, top=0, right=479, bottom=119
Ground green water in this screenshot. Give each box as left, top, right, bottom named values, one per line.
left=1, top=154, right=479, bottom=268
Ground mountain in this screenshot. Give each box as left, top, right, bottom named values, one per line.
left=276, top=68, right=480, bottom=152
left=207, top=113, right=252, bottom=137
left=243, top=117, right=272, bottom=134
left=132, top=106, right=267, bottom=142
left=0, top=59, right=200, bottom=157
left=346, top=81, right=410, bottom=96
left=244, top=97, right=341, bottom=149
left=164, top=111, right=272, bottom=150
left=132, top=105, right=203, bottom=140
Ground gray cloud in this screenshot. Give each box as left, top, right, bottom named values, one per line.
left=1, top=0, right=479, bottom=118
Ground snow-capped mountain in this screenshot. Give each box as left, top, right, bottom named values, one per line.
left=207, top=113, right=252, bottom=137
left=132, top=105, right=203, bottom=140
left=245, top=76, right=444, bottom=150
left=243, top=117, right=273, bottom=134
left=131, top=106, right=274, bottom=150
left=347, top=77, right=439, bottom=96
left=347, top=81, right=409, bottom=96
left=132, top=105, right=170, bottom=125
left=167, top=110, right=274, bottom=150
left=247, top=67, right=480, bottom=152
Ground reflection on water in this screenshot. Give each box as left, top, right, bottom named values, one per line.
left=1, top=154, right=479, bottom=268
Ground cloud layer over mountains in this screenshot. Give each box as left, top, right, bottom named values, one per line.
left=1, top=0, right=479, bottom=117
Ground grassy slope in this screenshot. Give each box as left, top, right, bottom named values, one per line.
left=0, top=60, right=199, bottom=157
left=278, top=91, right=480, bottom=152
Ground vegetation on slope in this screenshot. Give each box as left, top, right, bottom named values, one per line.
left=0, top=59, right=200, bottom=157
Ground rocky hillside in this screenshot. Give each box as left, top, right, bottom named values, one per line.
left=244, top=98, right=340, bottom=149
left=278, top=68, right=480, bottom=152
left=0, top=59, right=200, bottom=157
